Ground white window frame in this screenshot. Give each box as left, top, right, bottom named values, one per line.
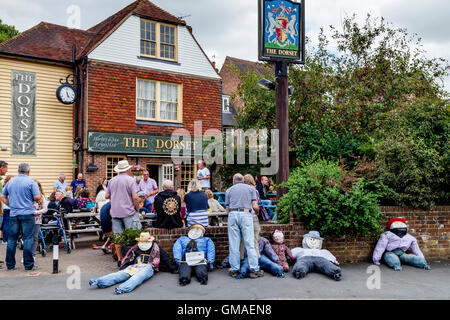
left=222, top=95, right=231, bottom=113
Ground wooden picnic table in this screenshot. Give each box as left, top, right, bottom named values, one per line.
left=65, top=211, right=102, bottom=249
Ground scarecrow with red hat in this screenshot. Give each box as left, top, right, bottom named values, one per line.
left=372, top=217, right=431, bottom=271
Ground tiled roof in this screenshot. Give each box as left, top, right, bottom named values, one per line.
left=0, top=0, right=187, bottom=63
left=0, top=22, right=94, bottom=63
left=223, top=56, right=269, bottom=77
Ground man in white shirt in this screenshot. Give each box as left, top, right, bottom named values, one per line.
left=196, top=160, right=211, bottom=190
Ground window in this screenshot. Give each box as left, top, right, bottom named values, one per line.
left=162, top=164, right=174, bottom=185
left=140, top=19, right=177, bottom=61
left=106, top=156, right=126, bottom=180
left=180, top=162, right=197, bottom=192
left=136, top=79, right=182, bottom=123
left=222, top=95, right=230, bottom=112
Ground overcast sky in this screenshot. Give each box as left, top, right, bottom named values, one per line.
left=1, top=0, right=449, bottom=91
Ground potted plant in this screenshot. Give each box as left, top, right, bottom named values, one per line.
left=111, top=228, right=142, bottom=262
left=131, top=164, right=145, bottom=176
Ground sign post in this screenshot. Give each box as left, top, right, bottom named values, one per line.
left=258, top=0, right=305, bottom=199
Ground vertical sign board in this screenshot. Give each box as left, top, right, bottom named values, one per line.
left=258, top=0, right=305, bottom=64
left=11, top=70, right=36, bottom=155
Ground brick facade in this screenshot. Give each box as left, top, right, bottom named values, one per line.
left=81, top=60, right=222, bottom=191
left=144, top=206, right=450, bottom=266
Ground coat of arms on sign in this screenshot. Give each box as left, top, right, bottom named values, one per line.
left=264, top=0, right=299, bottom=50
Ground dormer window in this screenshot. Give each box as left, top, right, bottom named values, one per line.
left=222, top=95, right=231, bottom=112
left=140, top=19, right=177, bottom=62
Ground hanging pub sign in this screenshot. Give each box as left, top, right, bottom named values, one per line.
left=11, top=70, right=36, bottom=155
left=258, top=0, right=305, bottom=63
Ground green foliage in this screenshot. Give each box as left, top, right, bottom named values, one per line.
left=111, top=228, right=142, bottom=247
left=277, top=158, right=384, bottom=237
left=374, top=98, right=449, bottom=209
left=0, top=20, right=19, bottom=43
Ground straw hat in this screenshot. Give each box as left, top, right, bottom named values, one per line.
left=135, top=232, right=155, bottom=251
left=188, top=224, right=206, bottom=240
left=114, top=160, right=132, bottom=173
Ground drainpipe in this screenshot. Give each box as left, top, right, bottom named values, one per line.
left=79, top=56, right=88, bottom=174
left=73, top=46, right=79, bottom=176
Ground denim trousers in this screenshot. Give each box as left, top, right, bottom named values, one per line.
left=383, top=248, right=430, bottom=270
left=238, top=255, right=284, bottom=279
left=112, top=212, right=142, bottom=234
left=32, top=224, right=41, bottom=257
left=1, top=209, right=10, bottom=242
left=228, top=211, right=259, bottom=272
left=89, top=265, right=154, bottom=294
left=6, top=214, right=35, bottom=270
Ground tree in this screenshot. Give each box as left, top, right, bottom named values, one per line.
left=0, top=19, right=20, bottom=43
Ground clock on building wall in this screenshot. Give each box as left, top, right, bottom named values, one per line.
left=56, top=74, right=77, bottom=104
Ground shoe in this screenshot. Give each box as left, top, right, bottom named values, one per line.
left=393, top=266, right=402, bottom=271
left=248, top=270, right=264, bottom=279
left=25, top=265, right=39, bottom=271
left=424, top=265, right=431, bottom=270
left=333, top=272, right=342, bottom=281
left=89, top=279, right=98, bottom=287
left=7, top=267, right=17, bottom=271
left=228, top=270, right=239, bottom=278
left=21, top=258, right=23, bottom=264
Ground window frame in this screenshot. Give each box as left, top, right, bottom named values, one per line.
left=106, top=155, right=126, bottom=181
left=136, top=78, right=183, bottom=124
left=222, top=95, right=231, bottom=113
left=140, top=18, right=178, bottom=62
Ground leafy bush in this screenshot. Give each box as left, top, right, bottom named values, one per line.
left=111, top=228, right=142, bottom=247
left=277, top=158, right=384, bottom=237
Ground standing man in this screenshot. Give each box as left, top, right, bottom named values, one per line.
left=0, top=161, right=8, bottom=265
left=139, top=170, right=158, bottom=209
left=225, top=173, right=263, bottom=279
left=53, top=173, right=69, bottom=193
left=197, top=160, right=211, bottom=190
left=70, top=173, right=86, bottom=193
left=105, top=160, right=141, bottom=234
left=1, top=163, right=40, bottom=271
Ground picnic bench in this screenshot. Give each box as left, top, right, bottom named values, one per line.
left=66, top=211, right=102, bottom=249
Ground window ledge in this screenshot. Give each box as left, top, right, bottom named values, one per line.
left=136, top=120, right=183, bottom=127
left=137, top=56, right=180, bottom=66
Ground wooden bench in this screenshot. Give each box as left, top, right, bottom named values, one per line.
left=65, top=211, right=102, bottom=249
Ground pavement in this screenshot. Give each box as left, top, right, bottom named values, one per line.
left=0, top=238, right=449, bottom=300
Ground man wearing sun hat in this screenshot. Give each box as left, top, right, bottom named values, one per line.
left=372, top=217, right=431, bottom=271
left=105, top=160, right=141, bottom=234
left=89, top=231, right=160, bottom=294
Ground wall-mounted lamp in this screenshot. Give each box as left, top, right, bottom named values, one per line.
left=258, top=79, right=294, bottom=96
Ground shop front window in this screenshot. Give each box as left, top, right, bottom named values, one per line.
left=180, top=162, right=197, bottom=192
left=106, top=156, right=126, bottom=180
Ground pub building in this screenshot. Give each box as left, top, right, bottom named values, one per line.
left=0, top=0, right=222, bottom=194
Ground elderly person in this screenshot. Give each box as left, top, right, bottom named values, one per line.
left=139, top=170, right=158, bottom=208
left=1, top=163, right=41, bottom=271
left=184, top=179, right=209, bottom=228
left=70, top=173, right=86, bottom=194
left=226, top=173, right=263, bottom=279
left=153, top=180, right=183, bottom=229
left=241, top=174, right=261, bottom=259
left=205, top=189, right=225, bottom=226
left=105, top=160, right=141, bottom=234
left=53, top=173, right=69, bottom=193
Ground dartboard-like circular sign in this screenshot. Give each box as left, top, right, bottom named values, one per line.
left=163, top=197, right=179, bottom=215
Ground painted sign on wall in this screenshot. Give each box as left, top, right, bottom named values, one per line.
left=258, top=0, right=305, bottom=63
left=88, top=131, right=202, bottom=156
left=11, top=70, right=36, bottom=155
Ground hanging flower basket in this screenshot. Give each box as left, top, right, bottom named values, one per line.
left=131, top=164, right=145, bottom=176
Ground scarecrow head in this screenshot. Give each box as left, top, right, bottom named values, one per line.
left=271, top=229, right=285, bottom=245
left=387, top=217, right=408, bottom=238
left=136, top=232, right=155, bottom=251
left=188, top=224, right=206, bottom=240
left=302, top=231, right=324, bottom=250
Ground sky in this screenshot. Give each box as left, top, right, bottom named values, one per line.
left=1, top=0, right=449, bottom=91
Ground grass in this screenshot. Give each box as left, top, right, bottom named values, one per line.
left=264, top=42, right=299, bottom=51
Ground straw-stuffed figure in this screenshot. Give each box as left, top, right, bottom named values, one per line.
left=270, top=230, right=295, bottom=272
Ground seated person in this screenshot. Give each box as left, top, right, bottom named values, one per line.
left=221, top=236, right=284, bottom=279
left=176, top=188, right=186, bottom=227
left=205, top=189, right=225, bottom=226
left=47, top=192, right=60, bottom=211
left=54, top=191, right=75, bottom=229
left=137, top=191, right=153, bottom=213
left=173, top=224, right=215, bottom=286
left=89, top=232, right=159, bottom=294
left=76, top=189, right=91, bottom=210
left=184, top=179, right=209, bottom=228
left=153, top=180, right=183, bottom=229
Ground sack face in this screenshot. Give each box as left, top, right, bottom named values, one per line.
left=185, top=251, right=206, bottom=266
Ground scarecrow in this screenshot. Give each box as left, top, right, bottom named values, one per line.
left=173, top=224, right=215, bottom=286
left=291, top=231, right=342, bottom=281
left=89, top=232, right=160, bottom=294
left=372, top=217, right=431, bottom=271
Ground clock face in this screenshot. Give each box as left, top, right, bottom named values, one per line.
left=57, top=84, right=76, bottom=104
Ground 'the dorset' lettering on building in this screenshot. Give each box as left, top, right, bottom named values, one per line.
left=11, top=70, right=36, bottom=155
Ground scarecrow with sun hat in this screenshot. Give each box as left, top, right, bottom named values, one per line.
left=372, top=217, right=431, bottom=271
left=89, top=232, right=160, bottom=294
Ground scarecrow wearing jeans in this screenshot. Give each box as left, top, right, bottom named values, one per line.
left=372, top=217, right=431, bottom=271
left=89, top=232, right=160, bottom=294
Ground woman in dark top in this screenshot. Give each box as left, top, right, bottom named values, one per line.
left=184, top=179, right=209, bottom=227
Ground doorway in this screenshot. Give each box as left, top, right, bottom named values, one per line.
left=146, top=164, right=160, bottom=187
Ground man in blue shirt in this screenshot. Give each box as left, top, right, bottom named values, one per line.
left=53, top=173, right=69, bottom=193
left=70, top=173, right=86, bottom=194
left=225, top=173, right=263, bottom=279
left=1, top=163, right=41, bottom=270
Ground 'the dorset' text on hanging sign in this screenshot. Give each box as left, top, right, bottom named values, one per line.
left=258, top=0, right=305, bottom=63
left=11, top=70, right=36, bottom=156
left=87, top=131, right=203, bottom=156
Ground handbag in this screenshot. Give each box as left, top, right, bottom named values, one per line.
left=259, top=205, right=271, bottom=221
